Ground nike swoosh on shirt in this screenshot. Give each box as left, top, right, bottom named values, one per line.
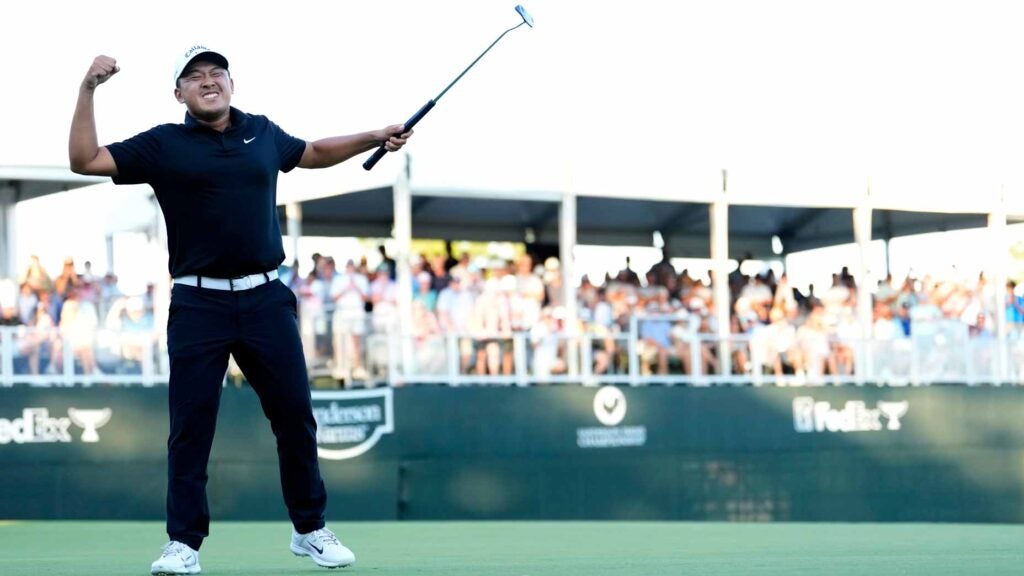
left=244, top=137, right=256, bottom=144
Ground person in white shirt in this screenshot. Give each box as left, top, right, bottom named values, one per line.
left=329, top=260, right=369, bottom=380
left=436, top=275, right=478, bottom=373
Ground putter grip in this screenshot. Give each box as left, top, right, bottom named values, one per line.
left=362, top=99, right=437, bottom=170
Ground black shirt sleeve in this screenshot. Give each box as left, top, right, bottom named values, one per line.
left=107, top=127, right=164, bottom=185
left=269, top=121, right=307, bottom=173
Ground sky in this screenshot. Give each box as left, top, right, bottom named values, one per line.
left=6, top=0, right=1024, bottom=291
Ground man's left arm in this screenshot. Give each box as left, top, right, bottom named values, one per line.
left=298, top=124, right=411, bottom=169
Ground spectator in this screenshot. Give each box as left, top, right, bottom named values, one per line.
left=330, top=260, right=369, bottom=381
left=728, top=252, right=753, bottom=299
left=376, top=245, right=396, bottom=281
left=315, top=257, right=337, bottom=358
left=762, top=307, right=796, bottom=377
left=17, top=283, right=38, bottom=325
left=411, top=299, right=444, bottom=375
left=543, top=257, right=564, bottom=309
left=1006, top=281, right=1024, bottom=330
left=616, top=256, right=640, bottom=286
left=773, top=272, right=799, bottom=318
left=99, top=272, right=123, bottom=316
left=794, top=303, right=834, bottom=381
left=895, top=275, right=918, bottom=310
left=739, top=273, right=773, bottom=320
left=832, top=309, right=858, bottom=376
left=471, top=277, right=513, bottom=376
left=54, top=257, right=82, bottom=301
left=638, top=289, right=676, bottom=376
left=22, top=303, right=56, bottom=375
left=694, top=311, right=720, bottom=375
left=413, top=271, right=437, bottom=312
left=970, top=313, right=994, bottom=339
left=585, top=286, right=618, bottom=375
left=873, top=299, right=905, bottom=336
left=2, top=286, right=35, bottom=375
left=297, top=270, right=325, bottom=365
left=875, top=274, right=898, bottom=313
left=449, top=252, right=472, bottom=284
left=429, top=254, right=451, bottom=293
left=0, top=300, right=21, bottom=327
left=436, top=274, right=477, bottom=373
left=442, top=240, right=459, bottom=272
left=895, top=301, right=912, bottom=336
left=821, top=273, right=852, bottom=328
left=112, top=296, right=156, bottom=369
left=54, top=286, right=100, bottom=375
left=81, top=260, right=99, bottom=285
left=512, top=254, right=545, bottom=333
left=369, top=271, right=399, bottom=333
left=530, top=307, right=567, bottom=380
left=18, top=255, right=53, bottom=294
left=280, top=258, right=301, bottom=291
left=872, top=298, right=909, bottom=380
left=647, top=248, right=676, bottom=286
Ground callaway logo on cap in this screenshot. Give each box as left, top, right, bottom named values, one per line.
left=173, top=44, right=229, bottom=84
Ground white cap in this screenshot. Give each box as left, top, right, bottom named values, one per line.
left=173, top=44, right=229, bottom=84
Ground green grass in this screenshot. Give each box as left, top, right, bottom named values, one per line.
left=1, top=521, right=1022, bottom=575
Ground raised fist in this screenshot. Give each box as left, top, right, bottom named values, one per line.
left=84, top=55, right=119, bottom=90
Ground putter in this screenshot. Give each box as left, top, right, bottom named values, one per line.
left=363, top=4, right=534, bottom=170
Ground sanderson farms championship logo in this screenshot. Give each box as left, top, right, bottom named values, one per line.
left=311, top=389, right=394, bottom=460
left=576, top=386, right=647, bottom=448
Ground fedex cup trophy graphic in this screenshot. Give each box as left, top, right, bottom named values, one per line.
left=67, top=408, right=112, bottom=443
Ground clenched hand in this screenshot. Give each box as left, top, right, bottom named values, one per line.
left=83, top=55, right=119, bottom=90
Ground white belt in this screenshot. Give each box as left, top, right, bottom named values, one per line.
left=174, top=270, right=279, bottom=291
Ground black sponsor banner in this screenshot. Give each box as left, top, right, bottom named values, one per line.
left=0, top=387, right=399, bottom=520
left=1, top=385, right=1022, bottom=521
left=390, top=386, right=1024, bottom=522
left=0, top=388, right=167, bottom=462
left=392, top=385, right=1024, bottom=454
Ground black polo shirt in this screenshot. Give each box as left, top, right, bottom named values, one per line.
left=107, top=107, right=306, bottom=279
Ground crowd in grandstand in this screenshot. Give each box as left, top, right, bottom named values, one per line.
left=0, top=255, right=155, bottom=375
left=273, top=246, right=1018, bottom=381
left=1, top=246, right=1020, bottom=381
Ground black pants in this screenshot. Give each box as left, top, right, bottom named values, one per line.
left=166, top=279, right=326, bottom=550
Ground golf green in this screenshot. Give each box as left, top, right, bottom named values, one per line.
left=1, top=520, right=1021, bottom=575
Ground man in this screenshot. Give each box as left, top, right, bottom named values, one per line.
left=436, top=274, right=477, bottom=373
left=330, top=260, right=369, bottom=381
left=69, top=45, right=412, bottom=575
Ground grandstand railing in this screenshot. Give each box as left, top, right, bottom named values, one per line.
left=0, top=326, right=167, bottom=387
left=2, top=315, right=1021, bottom=387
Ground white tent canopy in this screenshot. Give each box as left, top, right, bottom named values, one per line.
left=0, top=166, right=105, bottom=278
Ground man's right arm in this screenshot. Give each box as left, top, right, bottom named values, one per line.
left=69, top=55, right=120, bottom=176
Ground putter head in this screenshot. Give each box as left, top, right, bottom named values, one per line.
left=515, top=5, right=534, bottom=27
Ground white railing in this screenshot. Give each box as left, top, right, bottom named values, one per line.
left=0, top=325, right=168, bottom=387
left=2, top=315, right=1021, bottom=388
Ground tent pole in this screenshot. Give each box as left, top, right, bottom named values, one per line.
left=853, top=202, right=874, bottom=385
left=560, top=192, right=579, bottom=377
left=989, top=192, right=1009, bottom=385
left=285, top=202, right=302, bottom=269
left=0, top=184, right=17, bottom=279
left=711, top=170, right=732, bottom=378
left=394, top=159, right=414, bottom=385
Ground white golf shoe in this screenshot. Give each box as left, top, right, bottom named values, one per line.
left=151, top=541, right=201, bottom=575
left=290, top=527, right=355, bottom=569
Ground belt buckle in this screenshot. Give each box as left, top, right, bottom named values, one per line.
left=233, top=275, right=254, bottom=290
